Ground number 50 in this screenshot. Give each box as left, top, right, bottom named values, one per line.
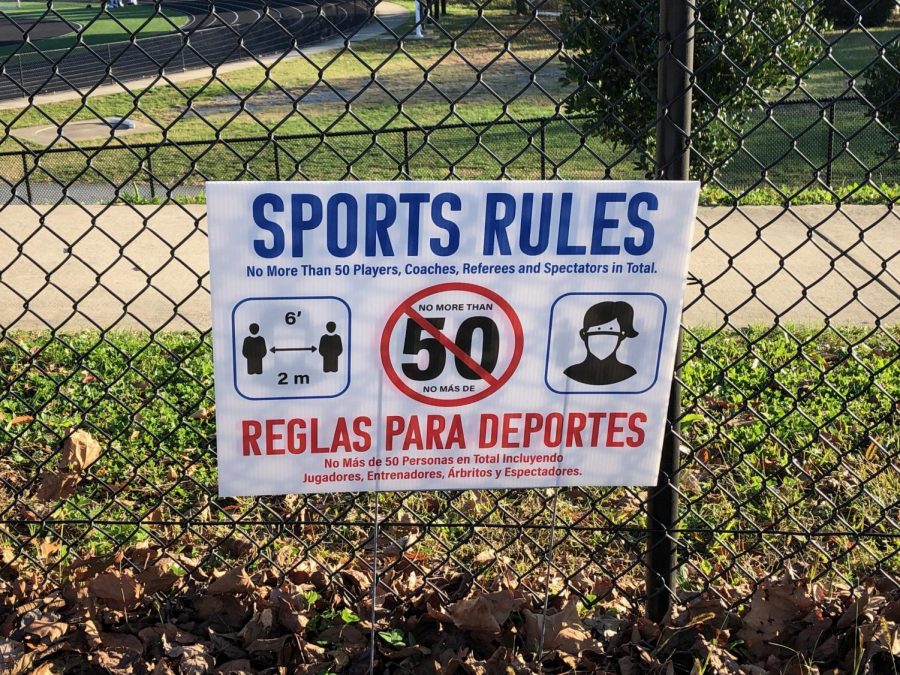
left=401, top=316, right=500, bottom=381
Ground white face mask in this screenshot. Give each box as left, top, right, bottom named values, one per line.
left=587, top=333, right=620, bottom=360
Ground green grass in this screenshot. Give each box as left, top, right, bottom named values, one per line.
left=0, top=326, right=896, bottom=589
left=802, top=26, right=900, bottom=98
left=0, top=1, right=188, bottom=57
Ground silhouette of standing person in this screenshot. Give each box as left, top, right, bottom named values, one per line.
left=319, top=322, right=343, bottom=373
left=242, top=323, right=267, bottom=375
left=564, top=301, right=638, bottom=385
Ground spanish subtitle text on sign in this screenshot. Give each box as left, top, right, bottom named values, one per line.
left=207, top=180, right=700, bottom=496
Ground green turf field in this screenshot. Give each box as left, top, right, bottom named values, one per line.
left=804, top=26, right=900, bottom=97
left=0, top=0, right=188, bottom=56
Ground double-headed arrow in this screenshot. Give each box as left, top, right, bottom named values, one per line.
left=270, top=345, right=317, bottom=353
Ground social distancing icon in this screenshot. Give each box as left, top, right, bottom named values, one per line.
left=231, top=297, right=350, bottom=400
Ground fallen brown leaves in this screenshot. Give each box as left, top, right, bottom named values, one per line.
left=0, top=552, right=897, bottom=674
left=33, top=429, right=103, bottom=503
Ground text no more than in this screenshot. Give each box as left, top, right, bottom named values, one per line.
left=250, top=260, right=658, bottom=279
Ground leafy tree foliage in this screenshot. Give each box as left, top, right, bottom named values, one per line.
left=560, top=0, right=823, bottom=178
left=862, top=42, right=900, bottom=136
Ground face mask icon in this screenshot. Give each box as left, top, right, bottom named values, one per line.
left=564, top=301, right=638, bottom=386
left=586, top=332, right=622, bottom=361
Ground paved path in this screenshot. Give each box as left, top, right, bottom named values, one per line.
left=0, top=18, right=74, bottom=46
left=0, top=205, right=895, bottom=331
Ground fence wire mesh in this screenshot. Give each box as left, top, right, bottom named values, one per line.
left=0, top=0, right=897, bottom=671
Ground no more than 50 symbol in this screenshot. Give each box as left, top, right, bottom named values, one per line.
left=401, top=315, right=499, bottom=381
left=380, top=282, right=523, bottom=407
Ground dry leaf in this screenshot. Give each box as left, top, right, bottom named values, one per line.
left=214, top=660, right=254, bottom=674
left=10, top=415, right=34, bottom=425
left=168, top=643, right=215, bottom=675
left=62, top=430, right=102, bottom=472
left=523, top=597, right=602, bottom=655
left=35, top=472, right=80, bottom=502
left=208, top=567, right=255, bottom=595
left=450, top=589, right=522, bottom=633
left=190, top=405, right=215, bottom=420
left=100, top=632, right=144, bottom=654
left=451, top=595, right=502, bottom=633
left=144, top=506, right=165, bottom=523
left=737, top=572, right=817, bottom=660
left=37, top=538, right=61, bottom=560
left=138, top=561, right=180, bottom=595
left=473, top=549, right=496, bottom=565
left=94, top=644, right=143, bottom=675
left=31, top=661, right=67, bottom=675
left=89, top=571, right=144, bottom=609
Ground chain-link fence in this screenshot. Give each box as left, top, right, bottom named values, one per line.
left=0, top=0, right=897, bottom=671
left=3, top=95, right=895, bottom=204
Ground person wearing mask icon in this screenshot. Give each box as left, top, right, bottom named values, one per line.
left=564, top=301, right=638, bottom=385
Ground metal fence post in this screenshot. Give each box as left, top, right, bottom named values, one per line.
left=826, top=100, right=836, bottom=187
left=274, top=143, right=281, bottom=180
left=540, top=122, right=546, bottom=179
left=646, top=0, right=694, bottom=625
left=145, top=148, right=156, bottom=200
left=402, top=128, right=410, bottom=177
left=21, top=154, right=32, bottom=204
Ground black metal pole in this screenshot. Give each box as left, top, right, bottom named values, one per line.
left=274, top=143, right=281, bottom=181
left=540, top=123, right=546, bottom=180
left=825, top=100, right=836, bottom=187
left=403, top=128, right=410, bottom=177
left=646, top=0, right=694, bottom=625
left=146, top=148, right=156, bottom=200
left=21, top=154, right=32, bottom=204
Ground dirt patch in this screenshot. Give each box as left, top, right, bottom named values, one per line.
left=181, top=55, right=572, bottom=119
left=11, top=118, right=159, bottom=145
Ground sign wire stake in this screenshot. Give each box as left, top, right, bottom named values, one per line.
left=536, top=487, right=561, bottom=662
left=537, top=385, right=569, bottom=661
left=369, top=372, right=385, bottom=672
left=369, top=488, right=380, bottom=673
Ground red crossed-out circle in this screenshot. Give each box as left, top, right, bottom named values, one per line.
left=380, top=282, right=524, bottom=407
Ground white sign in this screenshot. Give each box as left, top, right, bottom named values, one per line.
left=207, top=180, right=699, bottom=496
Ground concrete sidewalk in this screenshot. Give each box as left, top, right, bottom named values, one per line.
left=0, top=204, right=896, bottom=331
